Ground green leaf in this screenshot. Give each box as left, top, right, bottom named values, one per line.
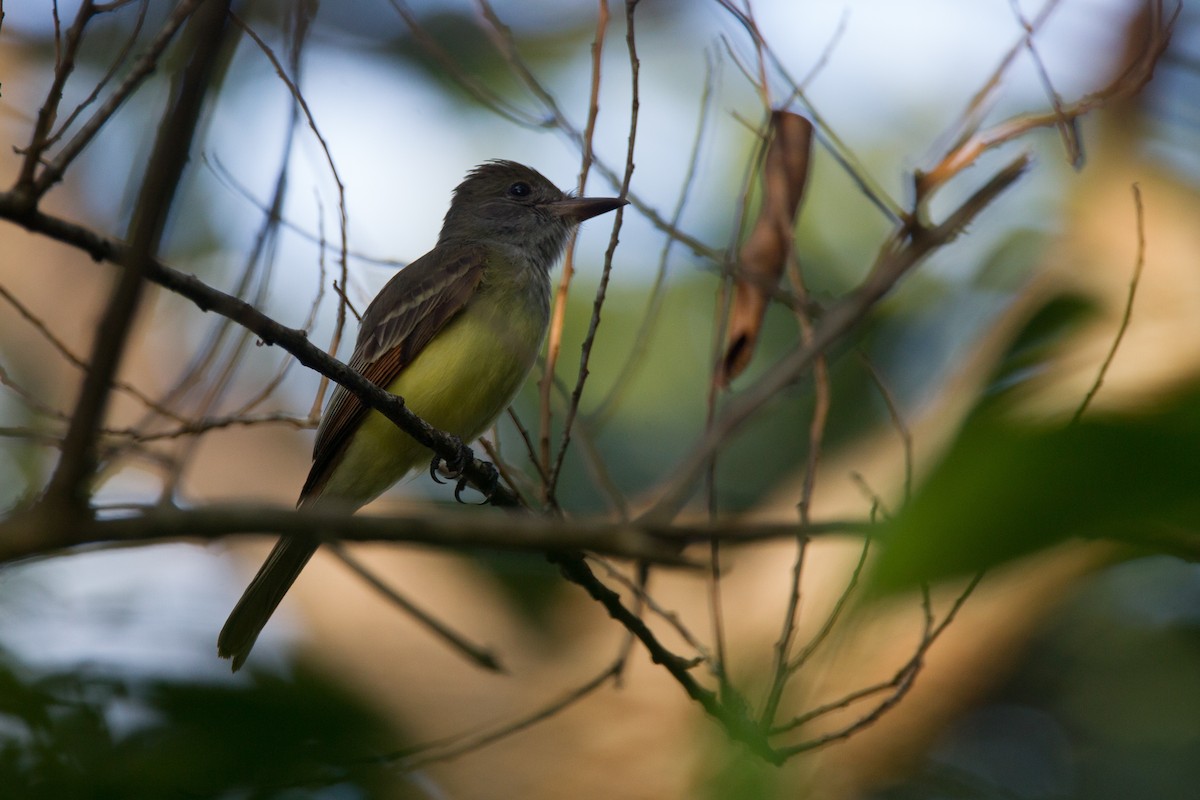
left=872, top=384, right=1200, bottom=592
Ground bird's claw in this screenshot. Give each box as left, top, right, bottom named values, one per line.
left=453, top=460, right=499, bottom=505
left=429, top=436, right=470, bottom=484
left=429, top=438, right=498, bottom=504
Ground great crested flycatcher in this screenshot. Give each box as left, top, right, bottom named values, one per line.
left=218, top=160, right=625, bottom=670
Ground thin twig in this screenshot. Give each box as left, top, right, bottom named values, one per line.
left=205, top=154, right=406, bottom=271
left=386, top=0, right=543, bottom=127
left=1007, top=0, right=1081, bottom=167
left=589, top=47, right=717, bottom=426
left=327, top=542, right=505, bottom=673
left=858, top=352, right=914, bottom=502
left=537, top=0, right=613, bottom=505
left=15, top=0, right=96, bottom=191
left=761, top=244, right=831, bottom=726
left=152, top=12, right=320, bottom=496
left=233, top=11, right=352, bottom=423
left=590, top=555, right=714, bottom=667
left=44, top=0, right=232, bottom=507
left=917, top=0, right=1176, bottom=195
left=547, top=550, right=783, bottom=763
left=548, top=0, right=638, bottom=500
left=0, top=282, right=190, bottom=423
left=714, top=0, right=904, bottom=223
left=771, top=573, right=982, bottom=751
left=642, top=155, right=1032, bottom=525
left=45, top=0, right=150, bottom=151
left=1072, top=184, right=1146, bottom=423
left=788, top=535, right=871, bottom=675
left=0, top=196, right=523, bottom=509
left=392, top=660, right=621, bottom=770
left=27, top=0, right=208, bottom=199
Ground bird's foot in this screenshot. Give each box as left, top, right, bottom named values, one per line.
left=429, top=435, right=470, bottom=484
left=429, top=438, right=499, bottom=504
left=455, top=459, right=499, bottom=504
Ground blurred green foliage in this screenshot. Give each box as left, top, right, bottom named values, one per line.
left=872, top=294, right=1200, bottom=591
left=0, top=650, right=404, bottom=799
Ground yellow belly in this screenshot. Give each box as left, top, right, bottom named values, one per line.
left=315, top=290, right=545, bottom=509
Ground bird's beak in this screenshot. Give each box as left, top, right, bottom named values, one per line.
left=547, top=196, right=628, bottom=222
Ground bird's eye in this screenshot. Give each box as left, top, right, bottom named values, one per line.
left=507, top=181, right=531, bottom=198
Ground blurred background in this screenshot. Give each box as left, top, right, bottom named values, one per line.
left=1, top=0, right=1199, bottom=798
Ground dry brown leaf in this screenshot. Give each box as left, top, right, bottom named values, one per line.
left=718, top=110, right=813, bottom=387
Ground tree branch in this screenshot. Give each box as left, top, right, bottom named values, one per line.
left=641, top=154, right=1032, bottom=523
left=0, top=200, right=520, bottom=509
left=0, top=501, right=867, bottom=565
left=44, top=0, right=232, bottom=507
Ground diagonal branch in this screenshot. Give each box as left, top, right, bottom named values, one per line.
left=547, top=550, right=785, bottom=764
left=641, top=154, right=1032, bottom=524
left=0, top=199, right=518, bottom=509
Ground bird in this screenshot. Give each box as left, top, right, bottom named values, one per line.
left=217, top=160, right=625, bottom=670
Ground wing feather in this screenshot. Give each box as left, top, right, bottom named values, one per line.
left=299, top=245, right=486, bottom=503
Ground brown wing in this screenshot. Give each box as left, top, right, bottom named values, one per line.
left=299, top=244, right=487, bottom=503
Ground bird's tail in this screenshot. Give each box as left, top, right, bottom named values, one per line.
left=217, top=533, right=318, bottom=671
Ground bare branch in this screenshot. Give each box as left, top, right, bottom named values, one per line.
left=44, top=0, right=232, bottom=507
left=0, top=196, right=522, bottom=509
left=547, top=0, right=639, bottom=502
left=642, top=155, right=1033, bottom=524
left=0, top=500, right=867, bottom=564
left=26, top=0, right=209, bottom=200
left=917, top=0, right=1177, bottom=196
